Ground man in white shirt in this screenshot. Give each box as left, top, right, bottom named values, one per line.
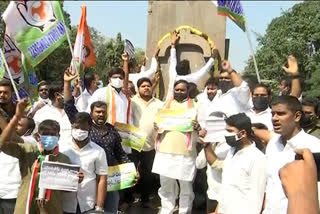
left=131, top=77, right=163, bottom=207
left=263, top=95, right=320, bottom=214
left=246, top=83, right=273, bottom=130
left=152, top=80, right=198, bottom=214
left=165, top=31, right=216, bottom=101
left=129, top=45, right=160, bottom=91
left=29, top=81, right=51, bottom=117
left=74, top=72, right=100, bottom=112
left=201, top=113, right=267, bottom=214
left=33, top=83, right=72, bottom=146
left=61, top=112, right=107, bottom=214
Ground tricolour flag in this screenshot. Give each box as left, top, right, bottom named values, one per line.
left=2, top=1, right=67, bottom=67
left=73, top=5, right=96, bottom=72
left=0, top=49, right=6, bottom=79
left=213, top=0, right=246, bottom=32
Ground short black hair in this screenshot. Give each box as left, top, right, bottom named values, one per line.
left=37, top=80, right=48, bottom=91
left=176, top=59, right=190, bottom=76
left=26, top=117, right=36, bottom=133
left=84, top=72, right=97, bottom=90
left=188, top=82, right=199, bottom=99
left=271, top=95, right=302, bottom=114
left=74, top=112, right=92, bottom=126
left=302, top=97, right=319, bottom=116
left=253, top=83, right=272, bottom=96
left=0, top=79, right=13, bottom=91
left=280, top=76, right=292, bottom=89
left=205, top=77, right=219, bottom=87
left=38, top=120, right=60, bottom=133
left=225, top=113, right=252, bottom=135
left=90, top=101, right=107, bottom=112
left=174, top=79, right=189, bottom=89
left=108, top=67, right=124, bottom=79
left=48, top=83, right=63, bottom=101
left=252, top=123, right=268, bottom=130
left=137, top=77, right=152, bottom=88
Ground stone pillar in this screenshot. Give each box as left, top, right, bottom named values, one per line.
left=145, top=1, right=226, bottom=99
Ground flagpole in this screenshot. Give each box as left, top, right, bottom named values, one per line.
left=63, top=23, right=83, bottom=95
left=245, top=22, right=261, bottom=83
left=0, top=49, right=21, bottom=101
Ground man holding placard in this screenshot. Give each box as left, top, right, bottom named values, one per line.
left=153, top=79, right=199, bottom=214
left=0, top=98, right=71, bottom=214
left=60, top=112, right=108, bottom=214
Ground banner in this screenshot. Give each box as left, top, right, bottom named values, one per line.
left=214, top=0, right=246, bottom=32
left=2, top=32, right=38, bottom=104
left=107, top=163, right=137, bottom=192
left=39, top=161, right=80, bottom=192
left=73, top=5, right=96, bottom=72
left=114, top=122, right=146, bottom=152
left=155, top=108, right=197, bottom=133
left=2, top=1, right=67, bottom=67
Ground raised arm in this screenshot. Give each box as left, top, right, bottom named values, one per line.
left=222, top=60, right=242, bottom=87
left=283, top=55, right=301, bottom=99
left=0, top=99, right=28, bottom=152
left=165, top=31, right=180, bottom=101
left=64, top=68, right=79, bottom=102
left=122, top=52, right=130, bottom=97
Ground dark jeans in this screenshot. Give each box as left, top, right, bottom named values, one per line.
left=132, top=149, right=156, bottom=202
left=0, top=198, right=16, bottom=214
left=206, top=198, right=218, bottom=214
left=104, top=191, right=120, bottom=213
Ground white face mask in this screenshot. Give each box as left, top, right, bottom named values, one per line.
left=72, top=129, right=89, bottom=141
left=110, top=77, right=123, bottom=89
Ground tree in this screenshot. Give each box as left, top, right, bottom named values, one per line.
left=245, top=1, right=320, bottom=98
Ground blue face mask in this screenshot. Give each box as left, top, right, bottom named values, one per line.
left=40, top=135, right=59, bottom=151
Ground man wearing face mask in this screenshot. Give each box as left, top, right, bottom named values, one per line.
left=213, top=60, right=250, bottom=117
left=60, top=112, right=108, bottom=214
left=246, top=83, right=273, bottom=130
left=152, top=80, right=199, bottom=214
left=63, top=71, right=130, bottom=214
left=0, top=98, right=71, bottom=214
left=301, top=98, right=320, bottom=138
left=33, top=83, right=72, bottom=146
left=86, top=53, right=133, bottom=154
left=201, top=113, right=267, bottom=214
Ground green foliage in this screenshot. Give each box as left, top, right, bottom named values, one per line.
left=245, top=1, right=320, bottom=98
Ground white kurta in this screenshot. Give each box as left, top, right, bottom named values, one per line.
left=263, top=130, right=320, bottom=214
left=246, top=107, right=273, bottom=130
left=75, top=89, right=92, bottom=112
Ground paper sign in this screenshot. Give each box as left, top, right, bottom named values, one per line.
left=114, top=122, right=146, bottom=152
left=204, top=116, right=228, bottom=143
left=39, top=161, right=80, bottom=192
left=155, top=108, right=197, bottom=132
left=107, top=163, right=137, bottom=192
left=124, top=39, right=135, bottom=59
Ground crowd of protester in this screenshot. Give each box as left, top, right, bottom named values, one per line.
left=0, top=31, right=319, bottom=214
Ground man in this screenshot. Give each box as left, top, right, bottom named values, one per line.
left=263, top=95, right=320, bottom=214
left=29, top=81, right=51, bottom=118
left=201, top=113, right=267, bottom=214
left=63, top=71, right=130, bottom=214
left=0, top=79, right=16, bottom=119
left=74, top=72, right=99, bottom=112
left=33, top=83, right=72, bottom=145
left=0, top=98, right=70, bottom=214
left=278, top=55, right=301, bottom=99
left=197, top=77, right=220, bottom=128
left=61, top=112, right=107, bottom=214
left=301, top=98, right=320, bottom=138
left=131, top=77, right=163, bottom=207
left=165, top=31, right=216, bottom=101
left=280, top=149, right=319, bottom=214
left=246, top=83, right=273, bottom=130
left=152, top=80, right=198, bottom=214
left=127, top=80, right=136, bottom=98
left=16, top=116, right=37, bottom=144
left=129, top=45, right=160, bottom=91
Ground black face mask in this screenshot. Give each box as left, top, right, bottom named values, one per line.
left=225, top=133, right=242, bottom=147
left=174, top=92, right=188, bottom=103
left=219, top=81, right=233, bottom=93
left=300, top=114, right=318, bottom=128
left=252, top=97, right=269, bottom=111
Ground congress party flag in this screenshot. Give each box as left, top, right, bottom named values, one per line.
left=213, top=0, right=246, bottom=32
left=2, top=1, right=67, bottom=67
left=0, top=50, right=6, bottom=79
left=73, top=5, right=96, bottom=72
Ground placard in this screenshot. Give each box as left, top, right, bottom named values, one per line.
left=107, top=163, right=137, bottom=192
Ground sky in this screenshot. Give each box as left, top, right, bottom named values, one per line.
left=64, top=1, right=299, bottom=72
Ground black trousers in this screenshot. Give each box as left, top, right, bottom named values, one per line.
left=206, top=198, right=218, bottom=214
left=0, top=198, right=16, bottom=214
